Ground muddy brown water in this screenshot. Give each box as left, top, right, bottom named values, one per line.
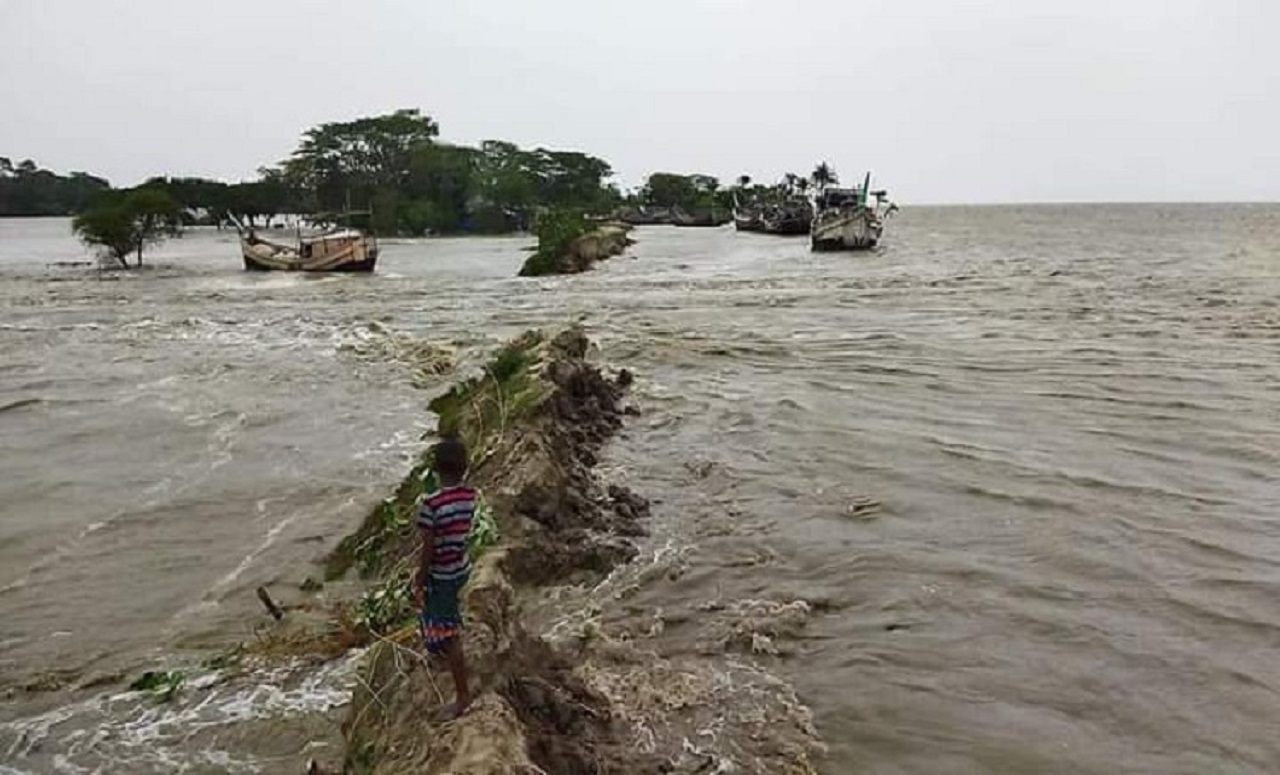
left=1, top=208, right=1279, bottom=773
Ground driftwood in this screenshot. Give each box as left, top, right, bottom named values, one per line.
left=256, top=586, right=284, bottom=621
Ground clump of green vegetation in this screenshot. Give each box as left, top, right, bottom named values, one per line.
left=428, top=331, right=549, bottom=459
left=326, top=462, right=430, bottom=581
left=520, top=210, right=591, bottom=276
left=469, top=497, right=500, bottom=560
left=129, top=670, right=185, bottom=703
left=356, top=569, right=414, bottom=634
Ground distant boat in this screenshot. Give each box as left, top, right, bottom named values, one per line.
left=761, top=198, right=814, bottom=236
left=230, top=214, right=379, bottom=272
left=733, top=195, right=765, bottom=232
left=616, top=206, right=674, bottom=226
left=810, top=173, right=896, bottom=251
left=672, top=206, right=731, bottom=227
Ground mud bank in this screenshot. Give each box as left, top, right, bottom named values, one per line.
left=326, top=325, right=820, bottom=774
left=519, top=225, right=633, bottom=277
left=333, top=327, right=655, bottom=773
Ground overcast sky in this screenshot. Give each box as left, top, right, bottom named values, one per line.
left=2, top=0, right=1276, bottom=203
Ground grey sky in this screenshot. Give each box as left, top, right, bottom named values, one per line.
left=2, top=0, right=1277, bottom=203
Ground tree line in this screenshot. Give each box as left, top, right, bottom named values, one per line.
left=10, top=109, right=851, bottom=266
left=6, top=109, right=623, bottom=237
left=0, top=158, right=111, bottom=216
left=632, top=162, right=841, bottom=213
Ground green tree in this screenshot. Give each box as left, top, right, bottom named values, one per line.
left=641, top=173, right=697, bottom=209
left=0, top=158, right=110, bottom=216
left=141, top=176, right=232, bottom=225
left=529, top=149, right=615, bottom=212
left=269, top=109, right=619, bottom=235
left=474, top=140, right=537, bottom=212
left=281, top=109, right=439, bottom=213
left=404, top=143, right=476, bottom=233
left=72, top=189, right=182, bottom=268
left=811, top=162, right=838, bottom=191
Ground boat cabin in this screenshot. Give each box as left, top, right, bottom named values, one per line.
left=814, top=188, right=865, bottom=210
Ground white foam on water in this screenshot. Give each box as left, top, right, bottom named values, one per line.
left=1, top=653, right=363, bottom=773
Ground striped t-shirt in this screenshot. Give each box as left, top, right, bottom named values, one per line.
left=418, top=485, right=476, bottom=582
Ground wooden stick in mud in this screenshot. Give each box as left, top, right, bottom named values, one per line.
left=256, top=586, right=284, bottom=621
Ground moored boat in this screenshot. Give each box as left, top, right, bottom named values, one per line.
left=810, top=173, right=896, bottom=252
left=671, top=206, right=731, bottom=227
left=733, top=195, right=765, bottom=232
left=615, top=206, right=674, bottom=226
left=761, top=198, right=814, bottom=236
left=232, top=214, right=379, bottom=272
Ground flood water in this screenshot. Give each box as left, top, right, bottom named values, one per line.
left=2, top=207, right=1279, bottom=773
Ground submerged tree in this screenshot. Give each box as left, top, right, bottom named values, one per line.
left=72, top=189, right=182, bottom=268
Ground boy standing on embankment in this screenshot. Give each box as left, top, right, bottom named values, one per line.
left=414, top=438, right=475, bottom=717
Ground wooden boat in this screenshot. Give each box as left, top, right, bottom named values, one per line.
left=733, top=195, right=765, bottom=232
left=810, top=173, right=896, bottom=252
left=761, top=199, right=814, bottom=236
left=231, top=214, right=378, bottom=272
left=672, top=206, right=731, bottom=227
left=615, top=206, right=674, bottom=226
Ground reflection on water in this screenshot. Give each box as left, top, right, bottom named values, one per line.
left=1, top=207, right=1279, bottom=772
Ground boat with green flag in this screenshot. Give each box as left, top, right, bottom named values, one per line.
left=810, top=172, right=897, bottom=251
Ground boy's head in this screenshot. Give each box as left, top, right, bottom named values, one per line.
left=433, top=437, right=468, bottom=484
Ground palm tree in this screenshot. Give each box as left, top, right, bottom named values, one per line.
left=811, top=162, right=837, bottom=191
left=783, top=172, right=799, bottom=194
left=796, top=178, right=810, bottom=196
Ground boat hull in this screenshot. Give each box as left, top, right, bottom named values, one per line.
left=762, top=216, right=812, bottom=236
left=240, top=235, right=378, bottom=272
left=242, top=252, right=378, bottom=272
left=671, top=207, right=731, bottom=227
left=810, top=210, right=883, bottom=251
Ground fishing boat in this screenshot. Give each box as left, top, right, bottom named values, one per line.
left=810, top=173, right=896, bottom=252
left=733, top=195, right=765, bottom=232
left=615, top=206, right=674, bottom=226
left=671, top=206, right=731, bottom=227
left=761, top=198, right=814, bottom=236
left=231, top=213, right=379, bottom=272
